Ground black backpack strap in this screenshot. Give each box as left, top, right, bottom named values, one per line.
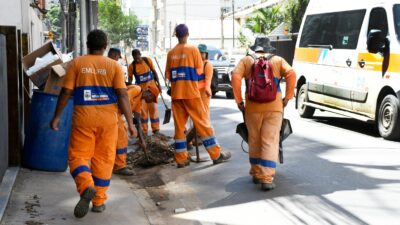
left=132, top=61, right=137, bottom=76
left=203, top=61, right=208, bottom=71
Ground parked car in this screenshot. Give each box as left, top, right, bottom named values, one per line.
left=207, top=45, right=234, bottom=99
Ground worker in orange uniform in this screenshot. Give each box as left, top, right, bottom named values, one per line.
left=231, top=37, right=296, bottom=191
left=165, top=24, right=231, bottom=168
left=50, top=30, right=136, bottom=218
left=128, top=49, right=161, bottom=135
left=186, top=44, right=214, bottom=150
left=108, top=48, right=145, bottom=176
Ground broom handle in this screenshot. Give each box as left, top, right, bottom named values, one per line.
left=154, top=57, right=169, bottom=88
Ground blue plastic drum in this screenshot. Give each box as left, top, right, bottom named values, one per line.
left=23, top=90, right=73, bottom=172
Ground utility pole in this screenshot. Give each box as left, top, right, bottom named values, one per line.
left=232, top=0, right=235, bottom=48
left=80, top=0, right=87, bottom=55
left=220, top=8, right=225, bottom=49
left=152, top=0, right=158, bottom=54
left=169, top=21, right=172, bottom=49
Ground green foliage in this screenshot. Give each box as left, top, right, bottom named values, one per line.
left=98, top=0, right=139, bottom=46
left=284, top=0, right=310, bottom=33
left=238, top=30, right=250, bottom=48
left=47, top=3, right=62, bottom=41
left=245, top=5, right=284, bottom=35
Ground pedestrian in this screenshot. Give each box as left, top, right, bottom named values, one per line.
left=231, top=37, right=296, bottom=191
left=128, top=49, right=162, bottom=135
left=165, top=24, right=231, bottom=168
left=107, top=48, right=144, bottom=176
left=186, top=44, right=214, bottom=150
left=50, top=29, right=136, bottom=218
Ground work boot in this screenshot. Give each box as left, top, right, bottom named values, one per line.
left=92, top=204, right=106, bottom=213
left=113, top=167, right=135, bottom=176
left=261, top=182, right=276, bottom=191
left=213, top=151, right=232, bottom=165
left=74, top=187, right=96, bottom=218
left=177, top=159, right=190, bottom=168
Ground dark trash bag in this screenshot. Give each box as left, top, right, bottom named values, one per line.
left=236, top=118, right=293, bottom=164
left=279, top=118, right=293, bottom=164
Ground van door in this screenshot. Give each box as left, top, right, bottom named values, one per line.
left=299, top=10, right=365, bottom=110
left=353, top=7, right=389, bottom=117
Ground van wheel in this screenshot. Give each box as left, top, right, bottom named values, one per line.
left=377, top=95, right=400, bottom=140
left=226, top=90, right=234, bottom=99
left=297, top=84, right=315, bottom=118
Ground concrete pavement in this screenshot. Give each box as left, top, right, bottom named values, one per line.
left=0, top=168, right=150, bottom=225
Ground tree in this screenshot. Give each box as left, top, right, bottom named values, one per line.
left=98, top=0, right=139, bottom=46
left=238, top=30, right=251, bottom=48
left=46, top=3, right=62, bottom=41
left=284, top=0, right=310, bottom=33
left=245, top=5, right=284, bottom=35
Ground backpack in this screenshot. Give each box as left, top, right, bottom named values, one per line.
left=247, top=54, right=277, bottom=103
left=203, top=61, right=218, bottom=90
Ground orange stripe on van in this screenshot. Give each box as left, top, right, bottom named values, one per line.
left=294, top=48, right=321, bottom=63
left=358, top=52, right=400, bottom=73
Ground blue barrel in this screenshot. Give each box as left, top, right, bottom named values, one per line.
left=23, top=90, right=73, bottom=172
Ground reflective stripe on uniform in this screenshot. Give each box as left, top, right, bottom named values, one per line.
left=116, top=147, right=127, bottom=155
left=175, top=139, right=187, bottom=152
left=249, top=157, right=277, bottom=168
left=150, top=118, right=160, bottom=123
left=170, top=66, right=200, bottom=82
left=74, top=86, right=117, bottom=106
left=134, top=71, right=154, bottom=84
left=93, top=176, right=111, bottom=187
left=201, top=136, right=218, bottom=150
left=71, top=165, right=91, bottom=179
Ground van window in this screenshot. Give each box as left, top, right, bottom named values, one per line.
left=300, top=10, right=366, bottom=49
left=368, top=8, right=388, bottom=37
left=393, top=5, right=400, bottom=40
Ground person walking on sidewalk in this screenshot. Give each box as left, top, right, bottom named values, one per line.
left=165, top=24, right=231, bottom=168
left=128, top=49, right=162, bottom=135
left=231, top=37, right=296, bottom=191
left=186, top=44, right=214, bottom=150
left=50, top=30, right=136, bottom=218
left=108, top=48, right=143, bottom=176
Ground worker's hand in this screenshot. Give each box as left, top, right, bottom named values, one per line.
left=283, top=98, right=289, bottom=108
left=238, top=102, right=245, bottom=112
left=50, top=117, right=60, bottom=131
left=205, top=87, right=212, bottom=97
left=128, top=124, right=137, bottom=137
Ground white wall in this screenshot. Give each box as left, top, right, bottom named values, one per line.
left=0, top=0, right=23, bottom=28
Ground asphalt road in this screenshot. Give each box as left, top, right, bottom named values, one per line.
left=132, top=90, right=400, bottom=225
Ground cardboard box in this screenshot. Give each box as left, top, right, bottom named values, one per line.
left=43, top=64, right=66, bottom=95
left=22, top=41, right=62, bottom=87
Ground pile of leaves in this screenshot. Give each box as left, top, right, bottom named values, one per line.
left=126, top=133, right=175, bottom=168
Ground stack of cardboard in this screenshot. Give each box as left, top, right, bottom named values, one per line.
left=22, top=41, right=70, bottom=95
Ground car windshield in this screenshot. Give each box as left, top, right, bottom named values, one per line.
left=208, top=48, right=225, bottom=61
left=394, top=4, right=400, bottom=41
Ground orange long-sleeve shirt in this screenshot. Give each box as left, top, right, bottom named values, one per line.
left=231, top=54, right=296, bottom=113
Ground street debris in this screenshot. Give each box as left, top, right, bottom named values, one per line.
left=174, top=208, right=186, bottom=214
left=127, top=133, right=174, bottom=168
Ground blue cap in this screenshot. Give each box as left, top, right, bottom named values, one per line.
left=174, top=24, right=189, bottom=38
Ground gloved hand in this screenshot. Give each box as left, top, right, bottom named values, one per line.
left=167, top=87, right=171, bottom=96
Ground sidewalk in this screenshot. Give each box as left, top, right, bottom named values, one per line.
left=0, top=168, right=150, bottom=225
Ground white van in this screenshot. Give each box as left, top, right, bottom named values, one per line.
left=293, top=0, right=400, bottom=140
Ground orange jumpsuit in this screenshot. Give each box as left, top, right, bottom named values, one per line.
left=63, top=55, right=126, bottom=206
left=198, top=59, right=213, bottom=117
left=231, top=54, right=296, bottom=183
left=166, top=43, right=222, bottom=164
left=114, top=85, right=142, bottom=170
left=128, top=57, right=159, bottom=134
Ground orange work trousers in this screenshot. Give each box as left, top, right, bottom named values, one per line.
left=68, top=123, right=118, bottom=206
left=141, top=100, right=160, bottom=134
left=114, top=116, right=128, bottom=170
left=200, top=89, right=211, bottom=118
left=172, top=98, right=221, bottom=164
left=246, top=111, right=282, bottom=183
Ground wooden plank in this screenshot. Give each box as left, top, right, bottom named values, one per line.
left=22, top=33, right=30, bottom=136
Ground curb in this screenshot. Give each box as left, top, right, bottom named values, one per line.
left=0, top=167, right=19, bottom=223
